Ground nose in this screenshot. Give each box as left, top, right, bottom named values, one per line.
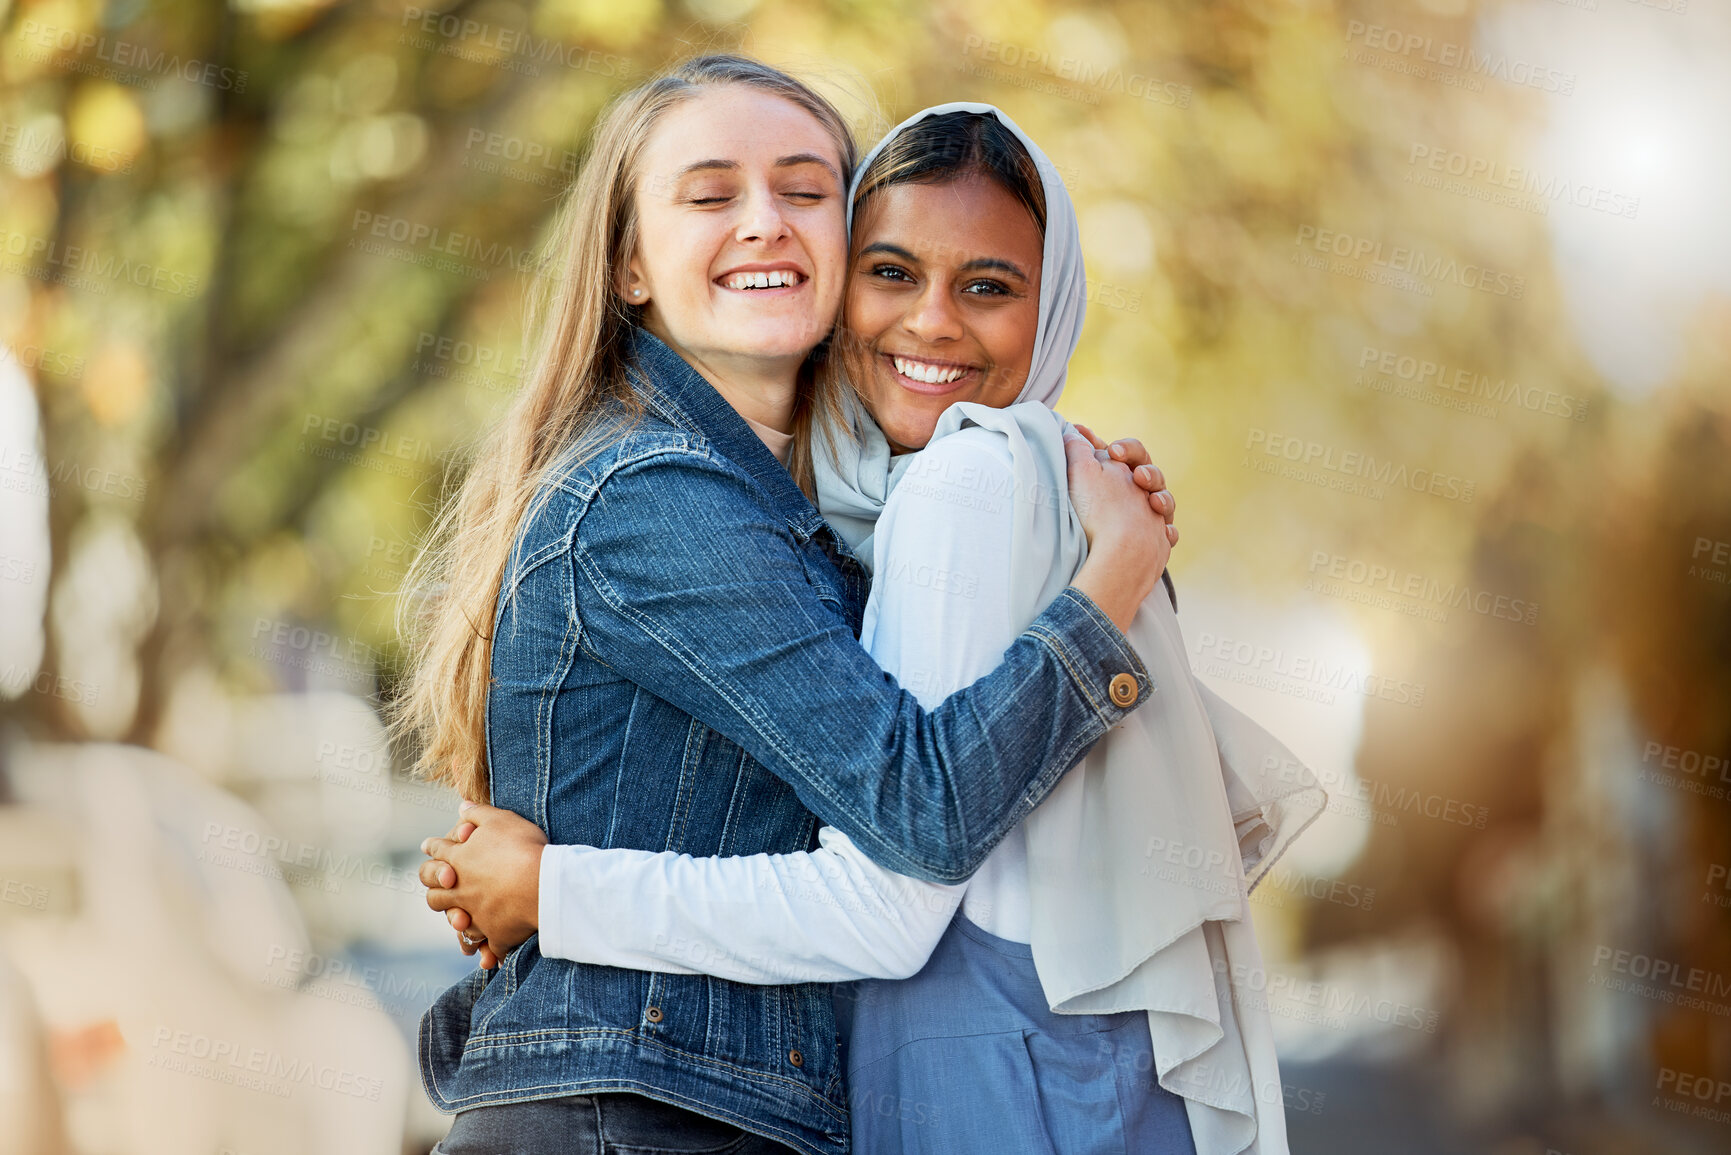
left=900, top=279, right=964, bottom=344
left=735, top=182, right=790, bottom=245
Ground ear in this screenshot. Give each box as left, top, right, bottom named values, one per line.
left=618, top=250, right=650, bottom=306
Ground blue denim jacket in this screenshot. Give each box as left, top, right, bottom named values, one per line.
left=418, top=329, right=1152, bottom=1155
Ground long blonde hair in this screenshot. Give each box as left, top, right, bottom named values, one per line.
left=395, top=56, right=857, bottom=802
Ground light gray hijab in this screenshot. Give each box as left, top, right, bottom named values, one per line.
left=812, top=104, right=1326, bottom=1155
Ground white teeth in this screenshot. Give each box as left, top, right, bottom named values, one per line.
left=725, top=270, right=800, bottom=290
left=892, top=357, right=967, bottom=385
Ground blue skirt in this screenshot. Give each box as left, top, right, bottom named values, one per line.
left=838, top=914, right=1198, bottom=1155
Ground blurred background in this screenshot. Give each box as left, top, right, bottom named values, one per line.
left=1, top=0, right=1728, bottom=1151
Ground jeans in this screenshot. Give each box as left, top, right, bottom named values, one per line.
left=432, top=1092, right=801, bottom=1155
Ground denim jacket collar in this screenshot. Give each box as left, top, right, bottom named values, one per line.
left=629, top=327, right=827, bottom=542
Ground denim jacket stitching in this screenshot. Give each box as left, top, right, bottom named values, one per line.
left=1027, top=620, right=1112, bottom=724
left=444, top=1026, right=848, bottom=1117
left=569, top=546, right=859, bottom=838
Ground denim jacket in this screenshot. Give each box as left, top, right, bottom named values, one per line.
left=418, top=329, right=1152, bottom=1155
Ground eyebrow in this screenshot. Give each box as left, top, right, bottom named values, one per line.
left=858, top=241, right=1031, bottom=282
left=674, top=153, right=841, bottom=181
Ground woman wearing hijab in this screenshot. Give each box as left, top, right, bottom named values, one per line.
left=424, top=105, right=1324, bottom=1155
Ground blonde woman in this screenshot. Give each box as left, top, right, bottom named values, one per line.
left=400, top=59, right=1177, bottom=1155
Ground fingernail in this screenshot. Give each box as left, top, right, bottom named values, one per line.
left=459, top=799, right=474, bottom=811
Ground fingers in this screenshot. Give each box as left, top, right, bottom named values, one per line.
left=426, top=887, right=460, bottom=913
left=1131, top=462, right=1166, bottom=493
left=1108, top=438, right=1149, bottom=470
left=458, top=801, right=507, bottom=826
left=1072, top=422, right=1108, bottom=451
left=421, top=836, right=459, bottom=861
left=1167, top=523, right=1180, bottom=546
left=1063, top=433, right=1099, bottom=471
left=1145, top=486, right=1175, bottom=520
left=418, top=859, right=456, bottom=890
left=446, top=908, right=473, bottom=933
left=479, top=945, right=501, bottom=970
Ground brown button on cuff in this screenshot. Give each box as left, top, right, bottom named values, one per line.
left=788, top=1049, right=803, bottom=1067
left=1109, top=673, right=1138, bottom=707
left=645, top=1006, right=663, bottom=1024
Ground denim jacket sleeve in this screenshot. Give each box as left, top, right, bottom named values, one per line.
left=567, top=447, right=1153, bottom=884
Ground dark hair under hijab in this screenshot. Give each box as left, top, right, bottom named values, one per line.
left=852, top=111, right=1047, bottom=235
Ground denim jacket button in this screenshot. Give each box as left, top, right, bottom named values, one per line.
left=1109, top=673, right=1138, bottom=707
left=645, top=1006, right=664, bottom=1024
left=788, top=1049, right=803, bottom=1067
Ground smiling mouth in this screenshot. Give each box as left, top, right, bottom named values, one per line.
left=718, top=269, right=807, bottom=291
left=885, top=353, right=980, bottom=391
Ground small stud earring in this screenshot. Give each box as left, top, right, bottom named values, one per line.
left=631, top=288, right=642, bottom=297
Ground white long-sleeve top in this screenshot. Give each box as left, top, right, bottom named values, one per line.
left=536, top=426, right=1041, bottom=982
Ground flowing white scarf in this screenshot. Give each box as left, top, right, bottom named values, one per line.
left=814, top=103, right=1327, bottom=1155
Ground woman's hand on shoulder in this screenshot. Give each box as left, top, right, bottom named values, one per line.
left=1071, top=422, right=1177, bottom=545
left=1064, top=430, right=1175, bottom=632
